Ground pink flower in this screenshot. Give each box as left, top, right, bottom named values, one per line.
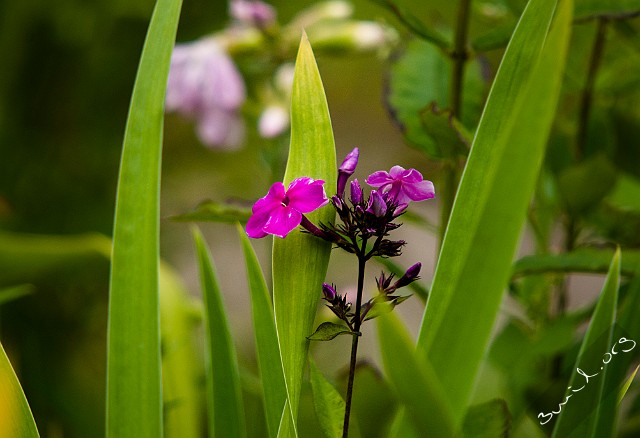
left=246, top=177, right=329, bottom=238
left=365, top=166, right=435, bottom=205
left=166, top=38, right=246, bottom=149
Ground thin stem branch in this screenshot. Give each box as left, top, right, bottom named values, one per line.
left=342, top=240, right=367, bottom=438
left=451, top=0, right=472, bottom=118
left=439, top=0, right=472, bottom=249
left=576, top=17, right=608, bottom=160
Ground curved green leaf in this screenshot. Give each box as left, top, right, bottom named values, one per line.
left=551, top=249, right=620, bottom=438
left=309, top=360, right=346, bottom=438
left=417, top=0, right=572, bottom=428
left=106, top=0, right=182, bottom=435
left=307, top=322, right=355, bottom=341
left=193, top=228, right=246, bottom=438
left=378, top=311, right=455, bottom=437
left=237, top=225, right=287, bottom=438
left=0, top=342, right=39, bottom=437
left=272, top=33, right=337, bottom=435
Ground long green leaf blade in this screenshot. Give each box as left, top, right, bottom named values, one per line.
left=551, top=248, right=620, bottom=438
left=378, top=311, right=456, bottom=437
left=0, top=342, right=39, bottom=437
left=193, top=228, right=246, bottom=438
left=417, top=0, right=572, bottom=427
left=309, top=359, right=346, bottom=438
left=237, top=224, right=287, bottom=438
left=272, top=33, right=337, bottom=434
left=106, top=0, right=182, bottom=435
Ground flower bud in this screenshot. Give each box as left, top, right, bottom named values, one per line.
left=337, top=147, right=359, bottom=197
left=322, top=283, right=337, bottom=301
left=392, top=262, right=421, bottom=290
left=366, top=190, right=387, bottom=217
left=350, top=179, right=363, bottom=205
left=393, top=203, right=408, bottom=217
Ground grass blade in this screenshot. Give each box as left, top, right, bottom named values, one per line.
left=416, top=0, right=572, bottom=427
left=378, top=311, right=456, bottom=437
left=193, top=228, right=246, bottom=438
left=272, top=33, right=337, bottom=434
left=619, top=365, right=639, bottom=406
left=0, top=342, right=39, bottom=437
left=551, top=248, right=620, bottom=438
left=160, top=263, right=203, bottom=438
left=237, top=224, right=288, bottom=438
left=106, top=0, right=182, bottom=435
left=309, top=359, right=346, bottom=438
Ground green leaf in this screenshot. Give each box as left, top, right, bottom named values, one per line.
left=512, top=248, right=640, bottom=278
left=419, top=103, right=471, bottom=156
left=556, top=156, right=618, bottom=215
left=193, top=228, right=246, bottom=438
left=460, top=399, right=511, bottom=438
left=272, top=33, right=337, bottom=435
left=159, top=263, right=203, bottom=438
left=416, top=0, right=572, bottom=428
left=386, top=39, right=484, bottom=158
left=307, top=322, right=355, bottom=341
left=0, top=231, right=111, bottom=287
left=551, top=248, right=621, bottom=438
left=619, top=365, right=640, bottom=406
left=363, top=295, right=411, bottom=321
left=471, top=22, right=517, bottom=52
left=575, top=0, right=640, bottom=20
left=309, top=359, right=345, bottom=438
left=377, top=311, right=456, bottom=437
left=106, top=0, right=182, bottom=435
left=370, top=0, right=450, bottom=49
left=237, top=224, right=288, bottom=438
left=171, top=200, right=252, bottom=223
left=0, top=342, right=39, bottom=437
left=0, top=284, right=33, bottom=306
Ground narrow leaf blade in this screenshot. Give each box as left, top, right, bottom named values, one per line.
left=193, top=228, right=246, bottom=438
left=272, top=33, right=337, bottom=433
left=237, top=224, right=288, bottom=438
left=0, top=342, right=39, bottom=438
left=309, top=360, right=346, bottom=438
left=378, top=311, right=456, bottom=437
left=551, top=248, right=621, bottom=438
left=417, top=0, right=572, bottom=428
left=106, top=0, right=182, bottom=435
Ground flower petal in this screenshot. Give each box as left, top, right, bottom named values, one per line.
left=403, top=180, right=436, bottom=201
left=399, top=168, right=424, bottom=183
left=365, top=171, right=393, bottom=187
left=388, top=165, right=407, bottom=179
left=263, top=206, right=302, bottom=238
left=246, top=209, right=271, bottom=238
left=286, top=178, right=329, bottom=213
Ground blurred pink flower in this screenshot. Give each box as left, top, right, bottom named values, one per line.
left=166, top=38, right=246, bottom=149
left=230, top=0, right=276, bottom=28
left=365, top=166, right=435, bottom=205
left=246, top=177, right=329, bottom=238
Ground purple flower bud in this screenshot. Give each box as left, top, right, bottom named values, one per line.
left=393, top=203, right=408, bottom=217
left=366, top=190, right=387, bottom=217
left=230, top=0, right=276, bottom=28
left=322, top=283, right=337, bottom=301
left=337, top=147, right=359, bottom=197
left=350, top=179, right=363, bottom=205
left=392, top=262, right=421, bottom=290
left=331, top=195, right=343, bottom=210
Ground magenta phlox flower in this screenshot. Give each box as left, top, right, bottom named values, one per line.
left=246, top=177, right=329, bottom=238
left=166, top=38, right=246, bottom=149
left=365, top=166, right=435, bottom=205
left=230, top=0, right=276, bottom=28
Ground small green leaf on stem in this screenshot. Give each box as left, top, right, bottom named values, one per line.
left=307, top=322, right=358, bottom=341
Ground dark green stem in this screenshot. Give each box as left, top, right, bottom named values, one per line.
left=576, top=18, right=608, bottom=160
left=342, top=240, right=367, bottom=438
left=439, top=0, right=472, bottom=248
